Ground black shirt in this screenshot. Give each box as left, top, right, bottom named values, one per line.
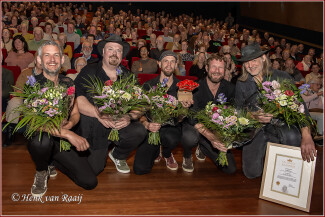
left=190, top=77, right=235, bottom=125
left=189, top=64, right=207, bottom=80
left=74, top=61, right=131, bottom=104
left=149, top=48, right=166, bottom=61
left=35, top=72, right=74, bottom=88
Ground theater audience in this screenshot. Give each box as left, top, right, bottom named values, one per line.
left=296, top=54, right=312, bottom=71
left=67, top=57, right=87, bottom=80
left=27, top=27, right=45, bottom=51
left=189, top=52, right=207, bottom=80
left=283, top=58, right=305, bottom=84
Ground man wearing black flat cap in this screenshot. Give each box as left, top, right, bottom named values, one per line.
left=235, top=42, right=316, bottom=179
left=74, top=34, right=147, bottom=174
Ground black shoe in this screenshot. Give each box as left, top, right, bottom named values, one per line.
left=2, top=123, right=16, bottom=147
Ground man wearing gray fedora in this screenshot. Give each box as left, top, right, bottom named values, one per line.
left=74, top=34, right=147, bottom=174
left=235, top=42, right=316, bottom=179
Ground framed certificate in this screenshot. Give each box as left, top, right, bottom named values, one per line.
left=259, top=142, right=317, bottom=212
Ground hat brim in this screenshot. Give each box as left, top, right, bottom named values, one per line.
left=97, top=40, right=130, bottom=59
left=237, top=50, right=268, bottom=62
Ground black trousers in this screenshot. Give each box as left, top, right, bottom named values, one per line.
left=242, top=124, right=301, bottom=179
left=199, top=135, right=237, bottom=174
left=28, top=134, right=98, bottom=190
left=133, top=122, right=201, bottom=175
left=77, top=114, right=147, bottom=174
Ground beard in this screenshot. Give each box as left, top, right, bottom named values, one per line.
left=42, top=62, right=60, bottom=76
left=162, top=68, right=174, bottom=77
left=108, top=55, right=120, bottom=66
left=83, top=50, right=92, bottom=57
left=157, top=44, right=164, bottom=51
left=207, top=72, right=224, bottom=83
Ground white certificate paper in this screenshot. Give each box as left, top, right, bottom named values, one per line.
left=271, top=154, right=303, bottom=197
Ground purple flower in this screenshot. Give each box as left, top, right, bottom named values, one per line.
left=152, top=86, right=157, bottom=91
left=111, top=103, right=116, bottom=109
left=161, top=78, right=168, bottom=87
left=26, top=75, right=36, bottom=87
left=265, top=93, right=276, bottom=100
left=116, top=67, right=122, bottom=76
left=299, top=84, right=310, bottom=95
left=212, top=113, right=219, bottom=120
left=94, top=95, right=108, bottom=99
left=217, top=93, right=227, bottom=104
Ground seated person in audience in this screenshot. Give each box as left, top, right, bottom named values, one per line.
left=5, top=35, right=34, bottom=71
left=58, top=33, right=73, bottom=60
left=141, top=26, right=153, bottom=41
left=284, top=58, right=305, bottom=84
left=227, top=37, right=241, bottom=57
left=224, top=53, right=236, bottom=82
left=53, top=14, right=67, bottom=34
left=179, top=40, right=194, bottom=62
left=271, top=58, right=284, bottom=71
left=1, top=65, right=14, bottom=113
left=296, top=44, right=305, bottom=61
left=133, top=51, right=194, bottom=174
left=4, top=52, right=43, bottom=147
left=131, top=45, right=158, bottom=76
left=305, top=63, right=323, bottom=84
left=1, top=28, right=13, bottom=52
left=8, top=15, right=19, bottom=30
left=81, top=25, right=103, bottom=44
left=149, top=35, right=166, bottom=60
left=207, top=31, right=222, bottom=53
left=235, top=42, right=316, bottom=179
left=43, top=22, right=58, bottom=41
left=126, top=39, right=147, bottom=69
left=175, top=53, right=186, bottom=76
left=269, top=45, right=282, bottom=60
left=67, top=57, right=87, bottom=80
left=290, top=45, right=298, bottom=60
left=282, top=49, right=290, bottom=61
left=189, top=52, right=207, bottom=80
left=296, top=54, right=312, bottom=71
left=75, top=15, right=86, bottom=31
left=162, top=26, right=173, bottom=42
left=149, top=33, right=157, bottom=50
left=13, top=21, right=34, bottom=42
left=122, top=27, right=132, bottom=40
left=28, top=17, right=39, bottom=32
left=127, top=29, right=138, bottom=47
left=74, top=34, right=101, bottom=58
left=27, top=27, right=46, bottom=51
left=165, top=33, right=181, bottom=51
left=308, top=48, right=316, bottom=63
left=301, top=77, right=323, bottom=137
left=65, top=21, right=81, bottom=50
left=54, top=39, right=71, bottom=72
left=71, top=40, right=99, bottom=69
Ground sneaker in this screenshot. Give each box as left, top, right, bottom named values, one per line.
left=154, top=153, right=163, bottom=163
left=182, top=157, right=194, bottom=173
left=48, top=165, right=57, bottom=178
left=31, top=170, right=49, bottom=197
left=195, top=146, right=206, bottom=161
left=109, top=148, right=130, bottom=174
left=164, top=153, right=178, bottom=171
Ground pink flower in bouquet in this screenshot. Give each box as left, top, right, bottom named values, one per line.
left=271, top=80, right=281, bottom=89
left=67, top=86, right=75, bottom=95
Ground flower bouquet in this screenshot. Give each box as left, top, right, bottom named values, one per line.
left=195, top=94, right=260, bottom=166
left=176, top=79, right=199, bottom=101
left=85, top=73, right=150, bottom=142
left=257, top=80, right=311, bottom=128
left=146, top=78, right=188, bottom=145
left=2, top=76, right=75, bottom=151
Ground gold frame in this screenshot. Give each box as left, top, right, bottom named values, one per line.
left=259, top=142, right=317, bottom=212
